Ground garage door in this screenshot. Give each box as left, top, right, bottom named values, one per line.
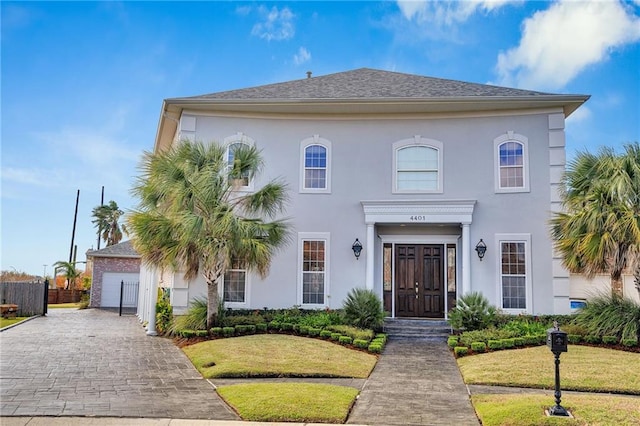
left=101, top=272, right=140, bottom=308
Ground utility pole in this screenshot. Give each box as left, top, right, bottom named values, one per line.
left=97, top=185, right=104, bottom=250
left=69, top=189, right=80, bottom=263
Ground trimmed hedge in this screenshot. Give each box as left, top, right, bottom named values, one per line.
left=471, top=342, right=486, bottom=353
left=568, top=334, right=582, bottom=344
left=319, top=330, right=333, bottom=339
left=602, top=335, right=618, bottom=345
left=622, top=338, right=638, bottom=347
left=339, top=336, right=353, bottom=345
left=488, top=340, right=503, bottom=350
left=447, top=336, right=459, bottom=348
left=454, top=346, right=469, bottom=357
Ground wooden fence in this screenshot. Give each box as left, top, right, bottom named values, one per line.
left=48, top=289, right=84, bottom=304
left=0, top=282, right=46, bottom=316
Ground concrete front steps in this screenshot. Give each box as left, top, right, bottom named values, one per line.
left=383, top=318, right=452, bottom=341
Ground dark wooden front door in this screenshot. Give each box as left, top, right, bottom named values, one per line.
left=395, top=244, right=444, bottom=317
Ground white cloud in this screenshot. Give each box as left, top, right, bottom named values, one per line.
left=396, top=0, right=515, bottom=25
left=566, top=105, right=592, bottom=124
left=293, top=47, right=311, bottom=65
left=251, top=6, right=295, bottom=41
left=496, top=0, right=640, bottom=90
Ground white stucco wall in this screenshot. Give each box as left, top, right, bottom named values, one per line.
left=168, top=108, right=567, bottom=314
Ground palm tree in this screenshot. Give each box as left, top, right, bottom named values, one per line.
left=92, top=200, right=128, bottom=247
left=550, top=142, right=640, bottom=297
left=53, top=260, right=81, bottom=290
left=128, top=140, right=290, bottom=328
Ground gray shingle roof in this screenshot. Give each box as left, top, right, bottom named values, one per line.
left=181, top=68, right=553, bottom=101
left=86, top=240, right=139, bottom=258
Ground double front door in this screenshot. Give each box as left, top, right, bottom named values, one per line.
left=395, top=244, right=444, bottom=317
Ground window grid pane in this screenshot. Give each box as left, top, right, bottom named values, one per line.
left=304, top=145, right=327, bottom=189
left=302, top=240, right=325, bottom=304
left=396, top=146, right=439, bottom=191
left=501, top=242, right=526, bottom=309
left=224, top=270, right=246, bottom=303
left=499, top=142, right=524, bottom=188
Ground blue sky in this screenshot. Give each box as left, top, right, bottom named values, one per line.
left=2, top=1, right=639, bottom=276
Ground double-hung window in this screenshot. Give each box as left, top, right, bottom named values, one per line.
left=393, top=137, right=443, bottom=193
left=300, top=136, right=331, bottom=193
left=494, top=133, right=529, bottom=193
left=223, top=260, right=247, bottom=305
left=496, top=234, right=532, bottom=312
left=299, top=232, right=329, bottom=306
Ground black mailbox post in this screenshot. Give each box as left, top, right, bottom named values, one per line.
left=547, top=322, right=570, bottom=416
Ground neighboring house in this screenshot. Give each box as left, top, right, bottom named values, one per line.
left=137, top=68, right=593, bottom=328
left=87, top=240, right=141, bottom=309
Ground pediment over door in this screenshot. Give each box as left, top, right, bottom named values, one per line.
left=361, top=199, right=476, bottom=225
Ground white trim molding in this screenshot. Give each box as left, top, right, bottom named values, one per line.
left=299, top=134, right=332, bottom=194
left=361, top=199, right=476, bottom=224
left=392, top=136, right=444, bottom=194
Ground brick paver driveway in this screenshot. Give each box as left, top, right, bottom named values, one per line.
left=0, top=309, right=239, bottom=420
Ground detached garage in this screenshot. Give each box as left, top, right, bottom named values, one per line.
left=87, top=241, right=141, bottom=309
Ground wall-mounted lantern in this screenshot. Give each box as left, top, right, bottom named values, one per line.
left=352, top=238, right=363, bottom=260
left=475, top=239, right=487, bottom=261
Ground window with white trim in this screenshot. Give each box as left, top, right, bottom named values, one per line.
left=300, top=136, right=331, bottom=193
left=224, top=133, right=255, bottom=191
left=298, top=232, right=329, bottom=306
left=393, top=137, right=443, bottom=193
left=494, top=132, right=529, bottom=193
left=223, top=268, right=246, bottom=304
left=496, top=234, right=532, bottom=312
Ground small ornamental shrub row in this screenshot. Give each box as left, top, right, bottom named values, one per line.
left=367, top=334, right=388, bottom=354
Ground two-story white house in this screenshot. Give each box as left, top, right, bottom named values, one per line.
left=137, top=68, right=591, bottom=329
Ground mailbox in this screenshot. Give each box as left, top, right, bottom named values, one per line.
left=547, top=327, right=568, bottom=353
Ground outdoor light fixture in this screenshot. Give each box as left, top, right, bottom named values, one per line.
left=475, top=239, right=487, bottom=260
left=352, top=238, right=363, bottom=260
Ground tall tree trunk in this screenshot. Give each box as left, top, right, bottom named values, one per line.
left=204, top=266, right=223, bottom=329
left=611, top=275, right=624, bottom=297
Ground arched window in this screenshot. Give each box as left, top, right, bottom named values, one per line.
left=300, top=135, right=331, bottom=193
left=494, top=132, right=529, bottom=193
left=224, top=133, right=255, bottom=191
left=393, top=137, right=443, bottom=193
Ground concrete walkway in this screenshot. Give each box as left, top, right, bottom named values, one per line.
left=0, top=309, right=238, bottom=420
left=347, top=339, right=479, bottom=425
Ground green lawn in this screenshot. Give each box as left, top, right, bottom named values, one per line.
left=458, top=345, right=640, bottom=394
left=472, top=393, right=640, bottom=426
left=183, top=334, right=377, bottom=378
left=217, top=383, right=358, bottom=423
left=459, top=345, right=640, bottom=425
left=47, top=302, right=82, bottom=309
left=0, top=316, right=29, bottom=328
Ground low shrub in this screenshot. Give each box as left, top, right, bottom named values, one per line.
left=326, top=325, right=374, bottom=341
left=602, top=335, right=618, bottom=345
left=458, top=328, right=514, bottom=347
left=523, top=335, right=539, bottom=345
left=255, top=323, right=268, bottom=333
left=622, top=338, right=638, bottom=347
left=584, top=335, right=602, bottom=344
left=502, top=338, right=515, bottom=349
left=343, top=288, right=385, bottom=330
left=223, top=315, right=265, bottom=327
left=210, top=327, right=222, bottom=337
left=222, top=326, right=235, bottom=337
left=155, top=288, right=173, bottom=335
left=560, top=323, right=588, bottom=336
left=308, top=327, right=321, bottom=337
left=180, top=329, right=197, bottom=338
left=330, top=332, right=342, bottom=341
left=353, top=339, right=369, bottom=349
left=299, top=325, right=310, bottom=335
left=535, top=334, right=547, bottom=345
left=448, top=292, right=497, bottom=331
left=298, top=310, right=345, bottom=329
left=568, top=334, right=582, bottom=344
left=454, top=346, right=469, bottom=357
left=339, top=336, right=353, bottom=345
left=374, top=333, right=387, bottom=342
left=195, top=329, right=209, bottom=338
left=471, top=342, right=486, bottom=353
left=500, top=318, right=549, bottom=337
left=513, top=337, right=525, bottom=347
left=368, top=342, right=383, bottom=353
left=169, top=297, right=208, bottom=335
left=280, top=322, right=294, bottom=332
left=487, top=340, right=503, bottom=350
left=268, top=321, right=280, bottom=330
left=235, top=325, right=248, bottom=335
left=447, top=336, right=459, bottom=348
left=319, top=330, right=332, bottom=339
left=575, top=293, right=640, bottom=341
